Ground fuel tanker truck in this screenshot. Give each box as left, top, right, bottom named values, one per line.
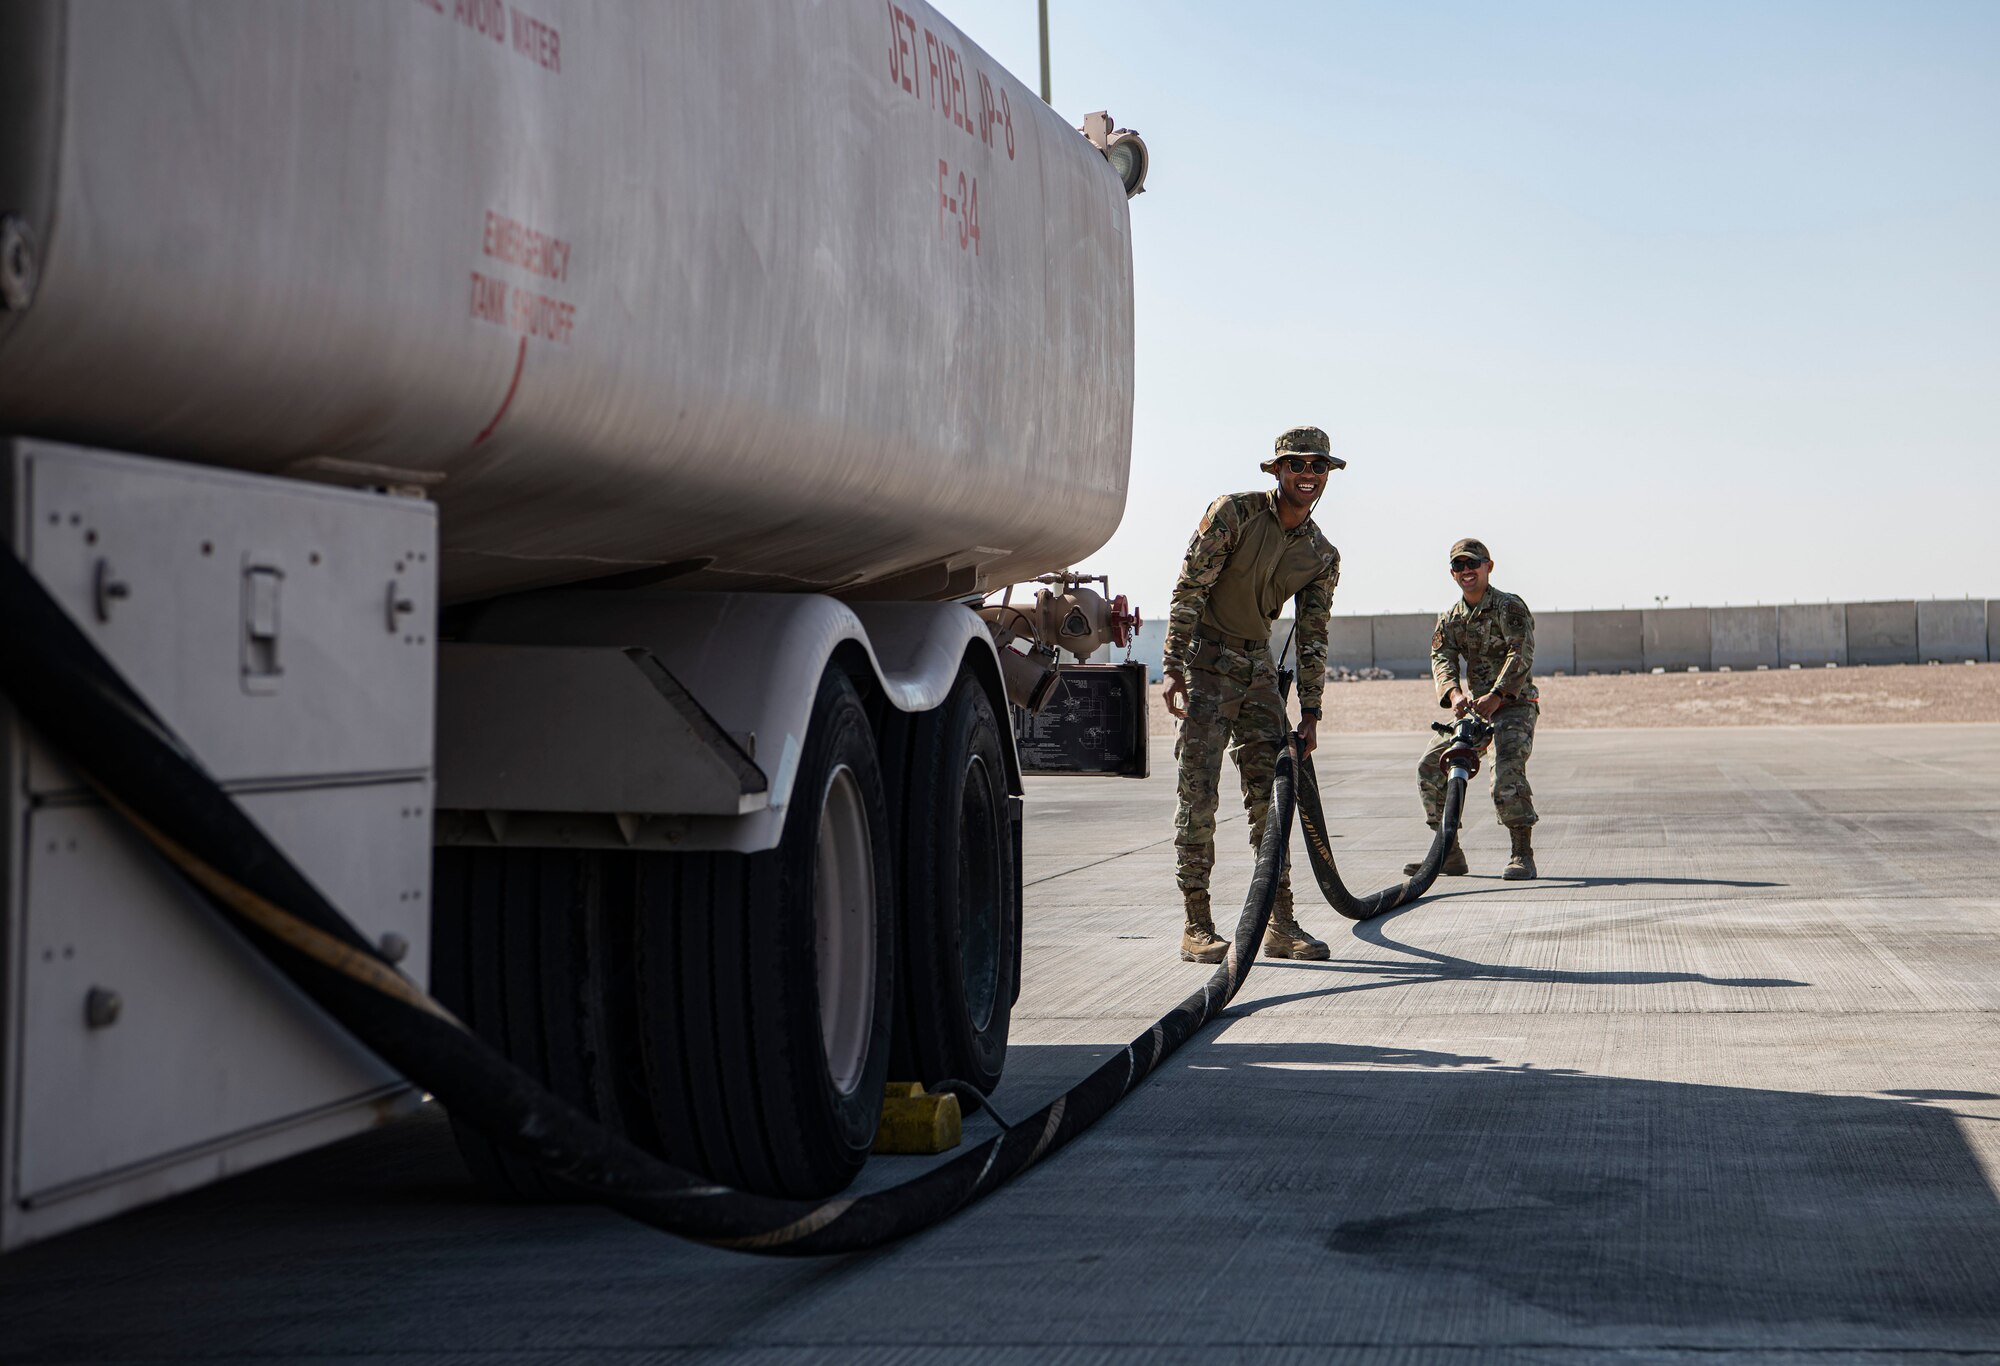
left=0, top=0, right=1151, bottom=1250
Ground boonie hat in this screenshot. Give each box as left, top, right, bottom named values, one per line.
left=1449, top=537, right=1492, bottom=564
left=1261, top=425, right=1347, bottom=473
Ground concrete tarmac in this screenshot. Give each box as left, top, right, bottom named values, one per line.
left=5, top=725, right=1999, bottom=1363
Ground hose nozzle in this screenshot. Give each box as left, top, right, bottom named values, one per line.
left=1431, top=713, right=1496, bottom=780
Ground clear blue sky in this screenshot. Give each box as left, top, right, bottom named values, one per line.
left=944, top=0, right=1999, bottom=616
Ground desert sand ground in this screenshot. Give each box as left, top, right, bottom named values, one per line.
left=1149, top=660, right=2000, bottom=735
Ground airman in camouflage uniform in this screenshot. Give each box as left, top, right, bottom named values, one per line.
left=1404, top=537, right=1541, bottom=881
left=1162, top=426, right=1344, bottom=963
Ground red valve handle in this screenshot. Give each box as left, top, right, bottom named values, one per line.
left=1110, top=594, right=1140, bottom=648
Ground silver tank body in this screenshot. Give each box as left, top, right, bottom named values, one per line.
left=0, top=1, right=1133, bottom=602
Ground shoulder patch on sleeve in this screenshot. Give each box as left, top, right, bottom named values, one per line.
left=1314, top=526, right=1341, bottom=565
left=1199, top=493, right=1254, bottom=534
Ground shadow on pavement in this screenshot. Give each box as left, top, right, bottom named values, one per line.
left=1378, top=873, right=1788, bottom=903
left=990, top=1040, right=2000, bottom=1340
left=5, top=1041, right=1998, bottom=1355
left=1235, top=900, right=1807, bottom=1013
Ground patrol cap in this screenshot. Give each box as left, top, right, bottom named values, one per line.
left=1449, top=537, right=1492, bottom=564
left=1260, top=425, right=1348, bottom=474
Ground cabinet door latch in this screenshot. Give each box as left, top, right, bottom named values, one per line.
left=241, top=560, right=284, bottom=692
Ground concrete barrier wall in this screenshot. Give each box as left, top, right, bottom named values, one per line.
left=1124, top=597, right=1990, bottom=681
left=1916, top=601, right=1987, bottom=662
left=1372, top=613, right=1437, bottom=679
left=1276, top=617, right=1391, bottom=674
left=1327, top=616, right=1374, bottom=671
left=1574, top=610, right=1645, bottom=673
left=1846, top=601, right=1918, bottom=666
left=1779, top=604, right=1847, bottom=666
left=1537, top=610, right=1575, bottom=675
left=1991, top=602, right=2000, bottom=665
left=1643, top=608, right=1712, bottom=671
left=1710, top=606, right=1779, bottom=669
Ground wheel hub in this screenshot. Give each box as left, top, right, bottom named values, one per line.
left=814, top=765, right=876, bottom=1094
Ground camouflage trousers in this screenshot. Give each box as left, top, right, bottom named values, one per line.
left=1173, top=643, right=1294, bottom=918
left=1418, top=701, right=1538, bottom=829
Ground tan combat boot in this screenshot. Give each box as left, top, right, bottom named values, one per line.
left=1405, top=833, right=1469, bottom=878
left=1180, top=891, right=1230, bottom=964
left=1263, top=904, right=1330, bottom=961
left=1503, top=827, right=1537, bottom=881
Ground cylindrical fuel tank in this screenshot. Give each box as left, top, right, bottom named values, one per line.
left=0, top=1, right=1133, bottom=602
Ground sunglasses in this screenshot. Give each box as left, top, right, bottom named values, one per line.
left=1450, top=558, right=1486, bottom=572
left=1282, top=458, right=1332, bottom=475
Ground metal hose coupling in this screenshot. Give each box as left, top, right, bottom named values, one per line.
left=1432, top=712, right=1496, bottom=784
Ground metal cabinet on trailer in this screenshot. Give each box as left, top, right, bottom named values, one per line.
left=0, top=440, right=437, bottom=1252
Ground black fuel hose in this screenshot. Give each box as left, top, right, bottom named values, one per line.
left=0, top=545, right=1310, bottom=1256
left=1293, top=748, right=1469, bottom=921
left=1274, top=615, right=1478, bottom=923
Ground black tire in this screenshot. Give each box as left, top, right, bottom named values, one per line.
left=623, top=666, right=897, bottom=1198
left=889, top=673, right=1016, bottom=1096
left=430, top=847, right=639, bottom=1202
left=433, top=667, right=897, bottom=1203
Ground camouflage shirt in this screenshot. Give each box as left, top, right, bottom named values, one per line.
left=1430, top=586, right=1538, bottom=707
left=1164, top=490, right=1341, bottom=711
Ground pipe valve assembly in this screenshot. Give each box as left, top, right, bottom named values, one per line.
left=977, top=572, right=1142, bottom=712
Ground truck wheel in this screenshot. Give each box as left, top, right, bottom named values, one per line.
left=891, top=673, right=1016, bottom=1096
left=432, top=668, right=894, bottom=1202
left=430, top=846, right=635, bottom=1202
left=624, top=667, right=896, bottom=1198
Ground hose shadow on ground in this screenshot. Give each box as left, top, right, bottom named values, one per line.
left=1226, top=897, right=1807, bottom=1016
left=1390, top=873, right=1787, bottom=902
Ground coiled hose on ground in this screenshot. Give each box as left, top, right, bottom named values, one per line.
left=0, top=545, right=1466, bottom=1255
left=1293, top=722, right=1480, bottom=920
left=1276, top=613, right=1484, bottom=922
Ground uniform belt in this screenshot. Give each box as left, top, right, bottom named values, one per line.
left=1193, top=626, right=1268, bottom=654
